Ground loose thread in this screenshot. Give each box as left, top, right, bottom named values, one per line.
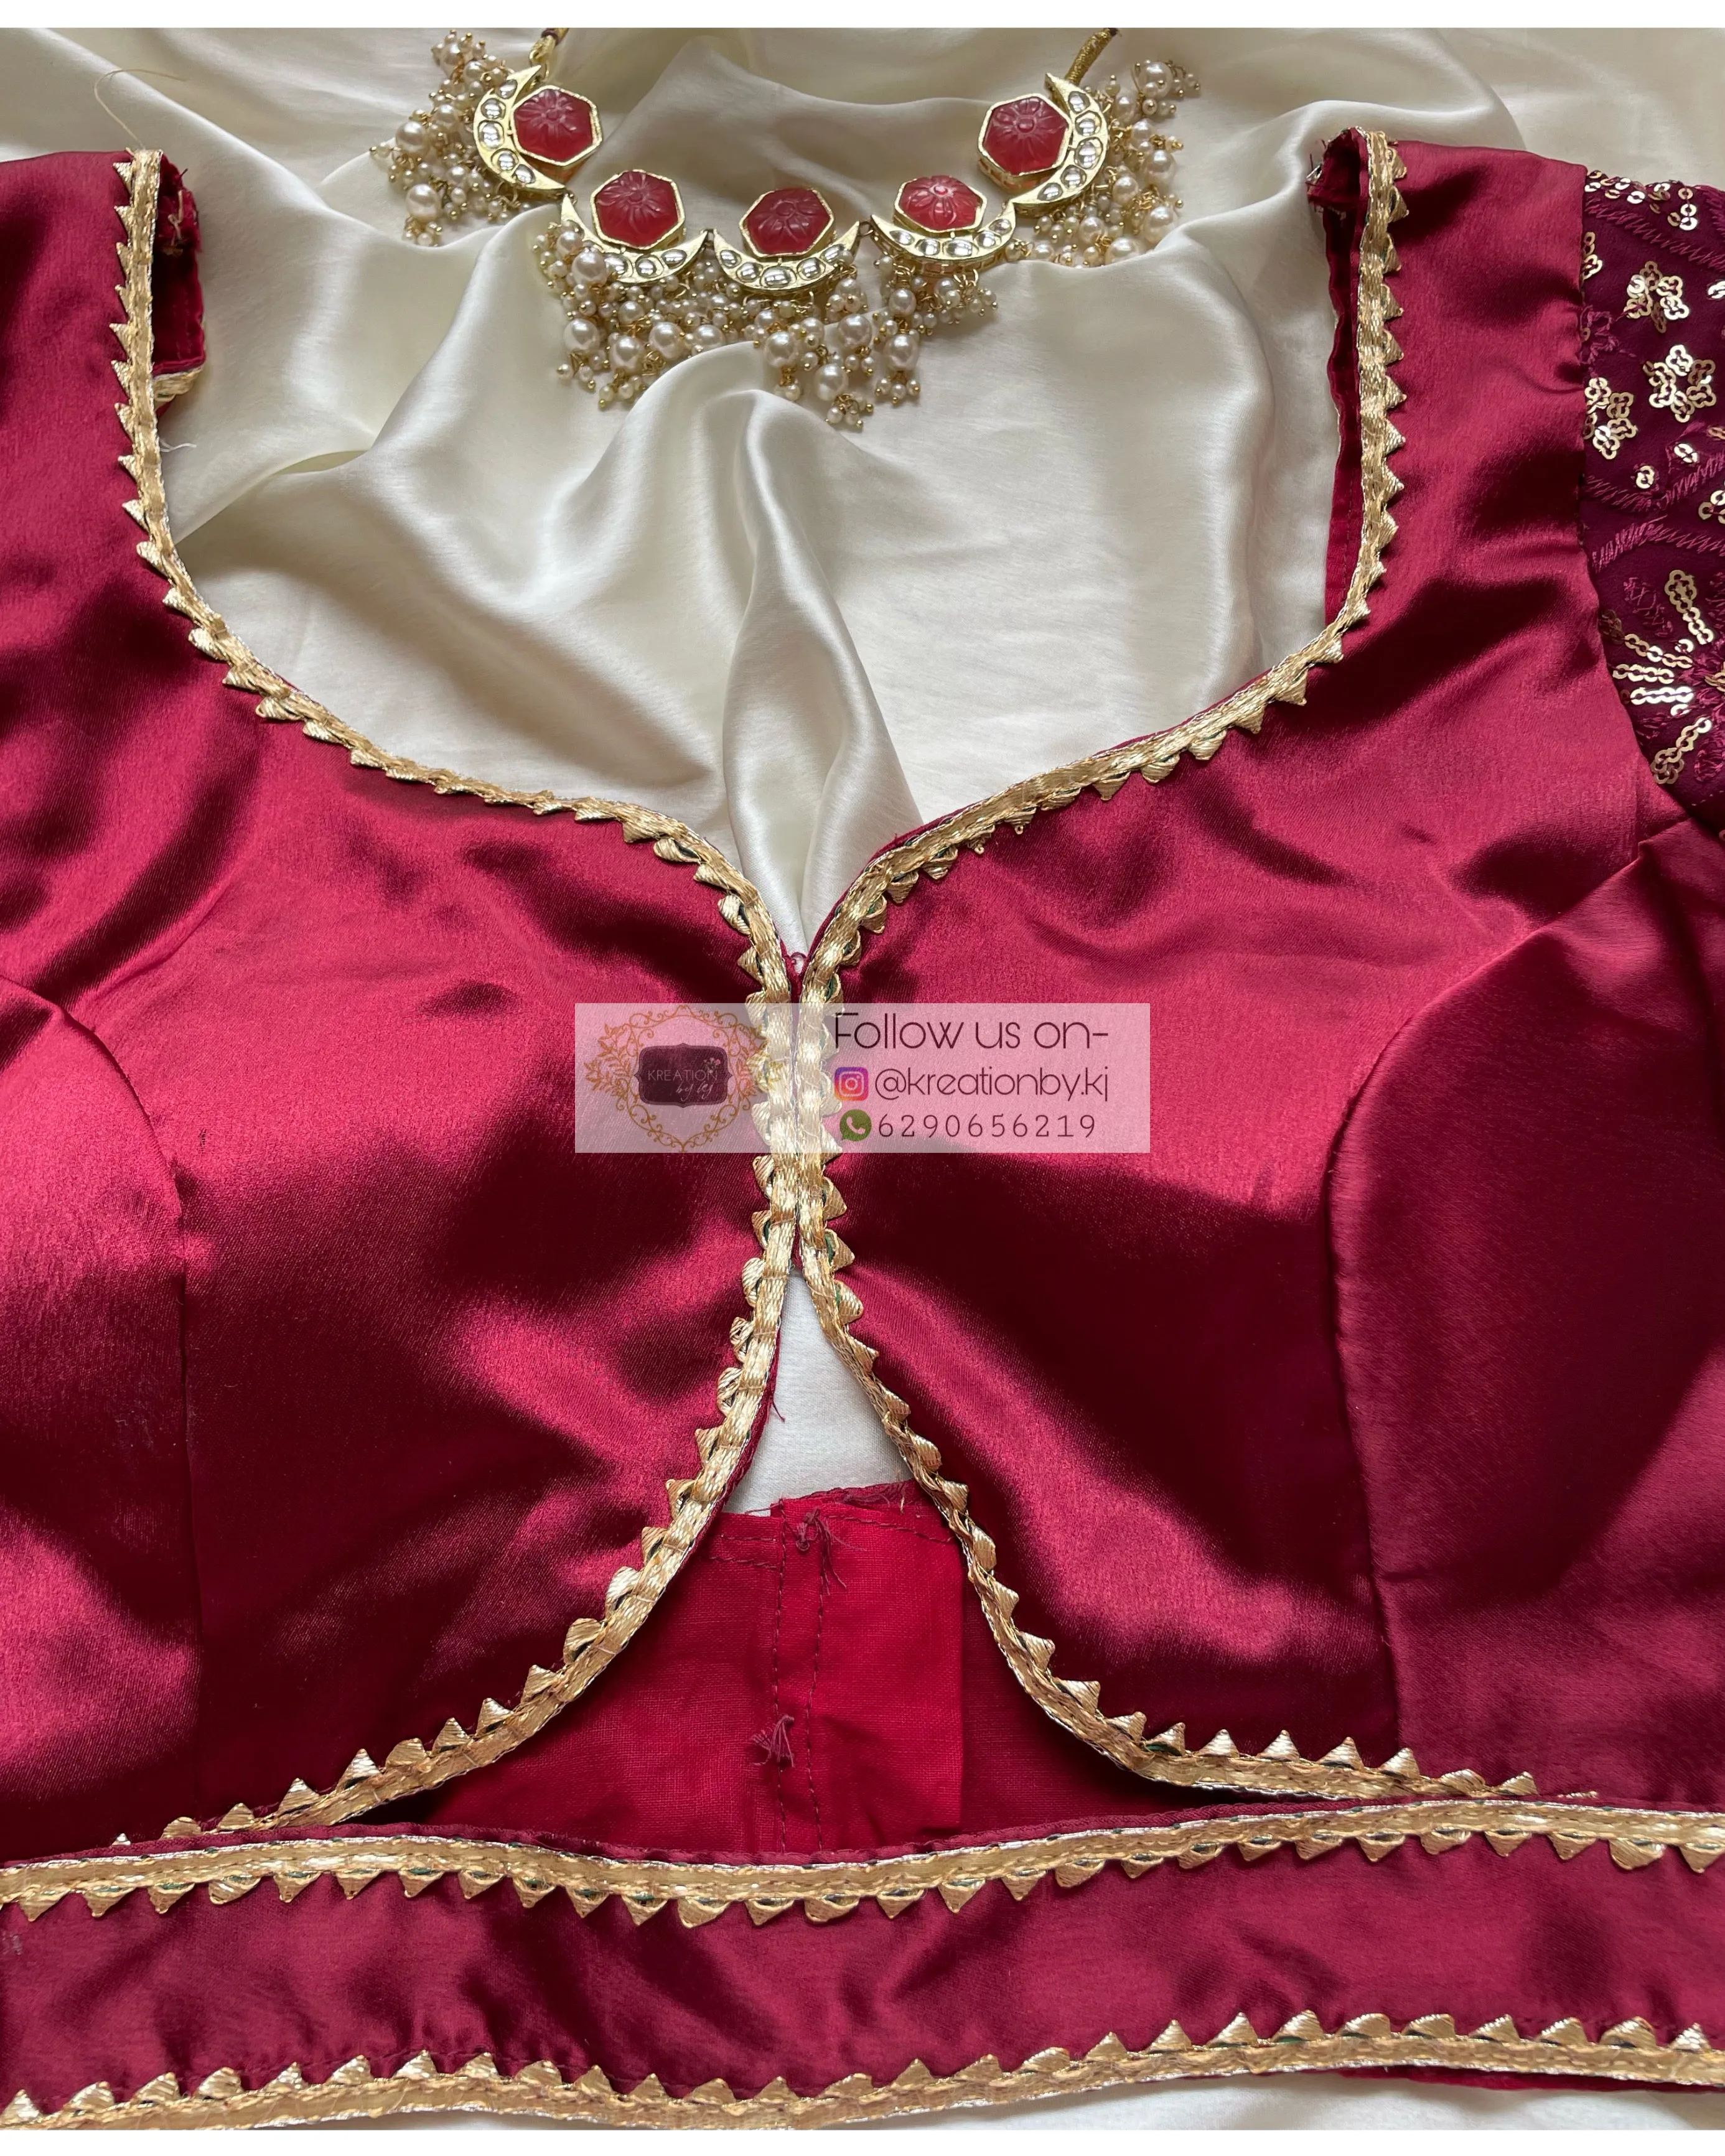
left=749, top=1714, right=794, bottom=1766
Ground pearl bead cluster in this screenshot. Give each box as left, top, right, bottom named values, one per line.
left=757, top=259, right=994, bottom=429
left=1005, top=58, right=1197, bottom=267
left=382, top=35, right=1200, bottom=423
left=373, top=32, right=523, bottom=243
left=534, top=227, right=757, bottom=409
left=528, top=54, right=1197, bottom=431
left=535, top=223, right=996, bottom=426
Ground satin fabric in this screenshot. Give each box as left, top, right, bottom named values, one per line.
left=828, top=137, right=1698, bottom=1796
left=3, top=25, right=1725, bottom=2130
left=5, top=1815, right=1725, bottom=2122
left=6, top=29, right=1724, bottom=1524
left=7, top=1485, right=1725, bottom=2124
left=0, top=151, right=775, bottom=1858
left=437, top=1488, right=971, bottom=1854
left=1334, top=818, right=1725, bottom=1805
left=427, top=1483, right=1166, bottom=1852
left=10, top=28, right=1713, bottom=941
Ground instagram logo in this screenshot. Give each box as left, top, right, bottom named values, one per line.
left=833, top=1066, right=869, bottom=1103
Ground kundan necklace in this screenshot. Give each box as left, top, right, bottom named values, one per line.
left=378, top=29, right=1199, bottom=427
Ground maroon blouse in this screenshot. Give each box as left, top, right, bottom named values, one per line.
left=3, top=130, right=1725, bottom=2125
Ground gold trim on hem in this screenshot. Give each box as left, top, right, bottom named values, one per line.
left=12, top=2011, right=1725, bottom=2129
left=7, top=1795, right=1721, bottom=1931
left=795, top=134, right=1429, bottom=1806
left=110, top=154, right=798, bottom=1844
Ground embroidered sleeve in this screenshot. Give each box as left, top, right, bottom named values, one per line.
left=1579, top=172, right=1725, bottom=823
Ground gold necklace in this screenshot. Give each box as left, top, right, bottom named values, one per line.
left=378, top=30, right=1199, bottom=426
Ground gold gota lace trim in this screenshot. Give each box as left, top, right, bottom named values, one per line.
left=14, top=2012, right=1725, bottom=2129
left=794, top=134, right=1432, bottom=1808
left=799, top=130, right=1407, bottom=992
left=110, top=154, right=797, bottom=1842
left=108, top=139, right=1407, bottom=1830
left=7, top=1796, right=1724, bottom=1930
left=148, top=366, right=200, bottom=409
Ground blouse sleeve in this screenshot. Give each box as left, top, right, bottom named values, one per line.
left=1579, top=171, right=1725, bottom=828
left=0, top=154, right=217, bottom=1007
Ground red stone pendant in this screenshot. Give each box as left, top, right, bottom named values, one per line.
left=894, top=174, right=984, bottom=235
left=978, top=94, right=1070, bottom=186
left=511, top=86, right=599, bottom=178
left=591, top=170, right=685, bottom=251
left=528, top=40, right=1197, bottom=431
left=740, top=187, right=834, bottom=259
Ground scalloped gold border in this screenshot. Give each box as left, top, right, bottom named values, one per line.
left=7, top=1792, right=1723, bottom=1930
left=794, top=134, right=1446, bottom=1806
left=13, top=2009, right=1725, bottom=2128
left=111, top=153, right=797, bottom=1842
left=106, top=138, right=1427, bottom=1835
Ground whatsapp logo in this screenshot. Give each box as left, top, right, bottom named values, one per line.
left=838, top=1107, right=872, bottom=1143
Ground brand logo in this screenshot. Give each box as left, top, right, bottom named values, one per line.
left=574, top=1002, right=1149, bottom=1156
left=576, top=1003, right=766, bottom=1153
left=636, top=1042, right=729, bottom=1106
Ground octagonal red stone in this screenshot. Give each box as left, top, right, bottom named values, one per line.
left=741, top=186, right=833, bottom=258
left=981, top=95, right=1069, bottom=180
left=512, top=86, right=598, bottom=172
left=895, top=174, right=984, bottom=234
left=592, top=169, right=683, bottom=250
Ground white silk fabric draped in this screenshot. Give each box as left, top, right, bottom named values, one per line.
left=6, top=28, right=1723, bottom=2126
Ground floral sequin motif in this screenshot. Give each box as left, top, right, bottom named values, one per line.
left=1581, top=170, right=1725, bottom=821
left=1586, top=374, right=1638, bottom=458
left=1586, top=172, right=1701, bottom=231
left=1601, top=570, right=1725, bottom=786
left=1624, top=259, right=1688, bottom=331
left=1645, top=344, right=1716, bottom=422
